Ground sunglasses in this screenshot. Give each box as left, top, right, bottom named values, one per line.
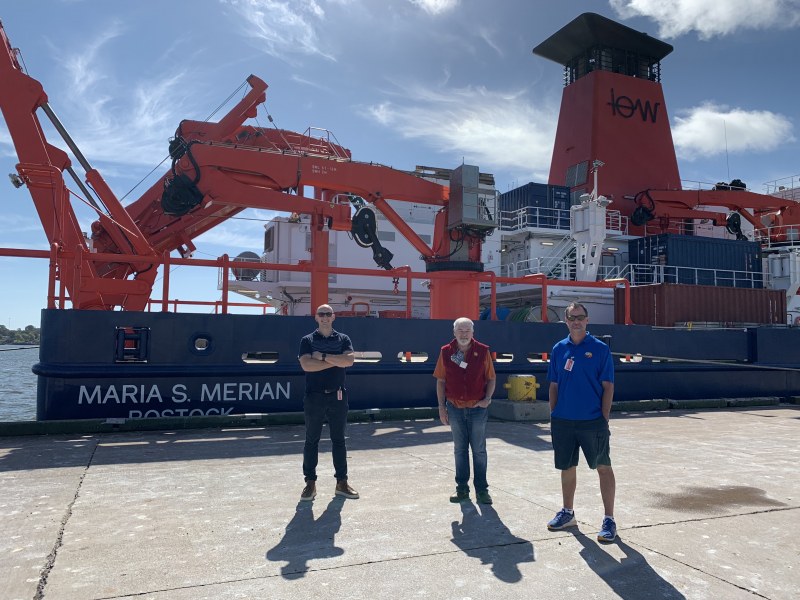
left=566, top=314, right=587, bottom=322
left=317, top=312, right=333, bottom=317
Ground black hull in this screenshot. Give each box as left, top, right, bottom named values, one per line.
left=34, top=310, right=800, bottom=420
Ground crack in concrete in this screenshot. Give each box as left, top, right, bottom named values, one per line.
left=33, top=439, right=100, bottom=600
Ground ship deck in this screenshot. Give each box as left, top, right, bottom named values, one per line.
left=1, top=405, right=798, bottom=600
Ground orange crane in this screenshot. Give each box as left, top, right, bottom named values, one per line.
left=0, top=20, right=493, bottom=318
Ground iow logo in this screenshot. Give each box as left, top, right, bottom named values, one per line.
left=607, top=88, right=660, bottom=122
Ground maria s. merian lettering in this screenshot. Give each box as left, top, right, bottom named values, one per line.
left=607, top=88, right=660, bottom=123
left=78, top=381, right=292, bottom=405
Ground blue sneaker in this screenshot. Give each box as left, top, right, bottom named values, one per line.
left=597, top=517, right=617, bottom=543
left=547, top=508, right=576, bottom=530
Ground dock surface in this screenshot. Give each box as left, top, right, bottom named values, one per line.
left=1, top=406, right=798, bottom=599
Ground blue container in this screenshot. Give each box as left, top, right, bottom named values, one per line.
left=498, top=182, right=549, bottom=213
left=629, top=234, right=762, bottom=289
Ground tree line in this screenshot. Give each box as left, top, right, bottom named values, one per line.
left=0, top=325, right=41, bottom=345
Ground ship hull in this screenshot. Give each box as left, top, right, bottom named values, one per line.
left=33, top=310, right=800, bottom=420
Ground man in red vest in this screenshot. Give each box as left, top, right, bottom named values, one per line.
left=433, top=317, right=496, bottom=504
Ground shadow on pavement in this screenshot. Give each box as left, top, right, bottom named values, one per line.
left=450, top=501, right=535, bottom=583
left=571, top=529, right=686, bottom=599
left=265, top=495, right=346, bottom=579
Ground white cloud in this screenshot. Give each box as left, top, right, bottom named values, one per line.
left=478, top=28, right=503, bottom=58
left=672, top=102, right=794, bottom=159
left=365, top=84, right=557, bottom=180
left=611, top=0, right=800, bottom=39
left=222, top=0, right=334, bottom=62
left=195, top=209, right=279, bottom=251
left=409, top=0, right=460, bottom=15
left=47, top=26, right=193, bottom=170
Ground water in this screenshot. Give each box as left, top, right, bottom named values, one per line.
left=0, top=345, right=38, bottom=421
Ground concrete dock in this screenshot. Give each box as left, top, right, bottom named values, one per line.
left=1, top=405, right=798, bottom=599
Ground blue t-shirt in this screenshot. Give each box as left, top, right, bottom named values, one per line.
left=298, top=329, right=353, bottom=392
left=547, top=333, right=614, bottom=420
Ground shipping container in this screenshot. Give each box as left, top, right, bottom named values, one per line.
left=498, top=182, right=548, bottom=213
left=628, top=234, right=762, bottom=288
left=498, top=182, right=572, bottom=229
left=614, top=283, right=786, bottom=326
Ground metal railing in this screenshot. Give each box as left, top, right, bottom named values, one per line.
left=497, top=206, right=628, bottom=235
left=0, top=245, right=633, bottom=323
left=598, top=263, right=764, bottom=288
left=764, top=174, right=800, bottom=198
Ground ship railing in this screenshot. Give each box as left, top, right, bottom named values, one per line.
left=764, top=174, right=800, bottom=199
left=298, top=127, right=351, bottom=160
left=498, top=206, right=628, bottom=235
left=604, top=210, right=629, bottom=235
left=496, top=255, right=577, bottom=283
left=0, top=245, right=633, bottom=324
left=753, top=225, right=800, bottom=250
left=497, top=206, right=570, bottom=232
left=679, top=177, right=800, bottom=223
left=599, top=263, right=764, bottom=288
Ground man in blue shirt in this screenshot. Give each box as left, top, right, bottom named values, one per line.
left=546, top=302, right=617, bottom=542
left=298, top=304, right=358, bottom=501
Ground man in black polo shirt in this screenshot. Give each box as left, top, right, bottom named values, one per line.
left=298, top=304, right=358, bottom=501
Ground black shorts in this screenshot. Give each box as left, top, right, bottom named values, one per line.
left=551, top=416, right=611, bottom=470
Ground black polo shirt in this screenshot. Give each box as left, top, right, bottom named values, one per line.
left=298, top=329, right=353, bottom=393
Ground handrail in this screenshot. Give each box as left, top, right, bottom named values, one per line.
left=0, top=244, right=634, bottom=323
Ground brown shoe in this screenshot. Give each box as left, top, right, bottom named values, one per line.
left=335, top=480, right=359, bottom=499
left=300, top=481, right=316, bottom=501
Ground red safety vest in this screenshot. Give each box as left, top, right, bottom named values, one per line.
left=440, top=339, right=491, bottom=408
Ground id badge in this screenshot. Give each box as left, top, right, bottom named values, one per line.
left=564, top=357, right=574, bottom=372
left=337, top=389, right=343, bottom=401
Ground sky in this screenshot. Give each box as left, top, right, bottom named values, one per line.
left=0, top=0, right=799, bottom=329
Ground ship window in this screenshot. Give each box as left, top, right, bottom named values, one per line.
left=396, top=351, right=428, bottom=363
left=419, top=234, right=431, bottom=244
left=619, top=354, right=644, bottom=364
left=242, top=351, right=279, bottom=364
left=527, top=352, right=550, bottom=363
left=565, top=161, right=589, bottom=187
left=493, top=352, right=514, bottom=363
left=264, top=226, right=274, bottom=252
left=192, top=336, right=211, bottom=352
left=377, top=231, right=396, bottom=242
left=354, top=351, right=381, bottom=363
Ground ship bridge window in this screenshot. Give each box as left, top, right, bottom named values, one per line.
left=242, top=351, right=279, bottom=364
left=354, top=351, right=381, bottom=363
left=397, top=351, right=428, bottom=363
left=565, top=161, right=589, bottom=187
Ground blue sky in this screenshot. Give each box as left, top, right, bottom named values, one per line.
left=1, top=0, right=799, bottom=329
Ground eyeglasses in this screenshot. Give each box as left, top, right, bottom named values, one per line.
left=566, top=314, right=587, bottom=322
left=317, top=312, right=333, bottom=317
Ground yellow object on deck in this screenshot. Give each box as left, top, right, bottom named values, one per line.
left=503, top=374, right=540, bottom=401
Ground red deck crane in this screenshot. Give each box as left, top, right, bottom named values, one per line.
left=0, top=20, right=492, bottom=319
